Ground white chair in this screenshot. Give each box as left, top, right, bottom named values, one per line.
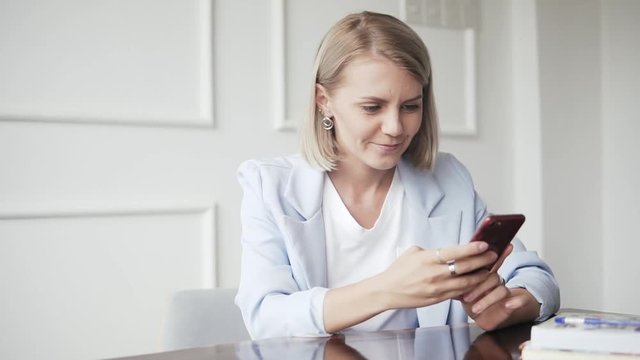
left=164, top=288, right=251, bottom=350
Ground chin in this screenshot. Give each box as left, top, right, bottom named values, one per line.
left=365, top=155, right=402, bottom=171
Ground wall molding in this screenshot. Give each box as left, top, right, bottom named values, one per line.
left=0, top=200, right=218, bottom=287
left=198, top=0, right=215, bottom=130
left=441, top=28, right=477, bottom=136
left=271, top=0, right=296, bottom=131
left=0, top=113, right=215, bottom=129
left=0, top=0, right=215, bottom=130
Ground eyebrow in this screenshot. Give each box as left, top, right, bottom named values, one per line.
left=357, top=94, right=423, bottom=103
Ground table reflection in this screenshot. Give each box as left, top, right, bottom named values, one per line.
left=230, top=323, right=531, bottom=360
left=114, top=323, right=531, bottom=359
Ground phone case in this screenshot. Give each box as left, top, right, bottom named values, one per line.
left=471, top=214, right=526, bottom=255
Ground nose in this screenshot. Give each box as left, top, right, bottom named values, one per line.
left=380, top=109, right=403, bottom=137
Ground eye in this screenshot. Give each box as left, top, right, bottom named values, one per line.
left=401, top=103, right=421, bottom=112
left=361, top=104, right=381, bottom=113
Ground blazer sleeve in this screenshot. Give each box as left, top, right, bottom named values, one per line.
left=449, top=155, right=561, bottom=322
left=235, top=160, right=329, bottom=339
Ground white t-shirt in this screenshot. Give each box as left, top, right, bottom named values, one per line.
left=323, top=168, right=418, bottom=332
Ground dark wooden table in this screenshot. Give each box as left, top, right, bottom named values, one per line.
left=115, top=322, right=532, bottom=359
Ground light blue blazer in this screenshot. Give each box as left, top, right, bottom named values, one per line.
left=235, top=153, right=560, bottom=340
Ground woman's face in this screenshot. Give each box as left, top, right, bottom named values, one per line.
left=318, top=55, right=423, bottom=173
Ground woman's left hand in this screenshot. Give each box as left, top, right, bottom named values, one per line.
left=462, top=286, right=539, bottom=331
left=459, top=244, right=541, bottom=330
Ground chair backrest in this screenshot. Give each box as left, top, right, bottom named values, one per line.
left=164, top=288, right=250, bottom=350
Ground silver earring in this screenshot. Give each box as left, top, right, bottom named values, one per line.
left=321, top=116, right=334, bottom=130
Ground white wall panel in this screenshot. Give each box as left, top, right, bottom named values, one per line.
left=0, top=2, right=233, bottom=358
left=410, top=27, right=476, bottom=135
left=0, top=122, right=222, bottom=207
left=0, top=0, right=213, bottom=127
left=0, top=206, right=216, bottom=360
left=537, top=0, right=603, bottom=312
left=602, top=0, right=640, bottom=315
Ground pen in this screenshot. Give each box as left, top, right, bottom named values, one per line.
left=555, top=316, right=640, bottom=327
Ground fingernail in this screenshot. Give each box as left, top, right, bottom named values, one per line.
left=463, top=294, right=474, bottom=302
left=472, top=304, right=482, bottom=314
left=477, top=242, right=488, bottom=251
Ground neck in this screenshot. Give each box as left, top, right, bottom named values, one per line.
left=327, top=159, right=396, bottom=201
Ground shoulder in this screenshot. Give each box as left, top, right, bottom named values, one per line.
left=237, top=154, right=321, bottom=197
left=238, top=154, right=304, bottom=181
left=433, top=152, right=476, bottom=197
left=432, top=152, right=474, bottom=186
left=238, top=154, right=325, bottom=218
left=238, top=154, right=303, bottom=172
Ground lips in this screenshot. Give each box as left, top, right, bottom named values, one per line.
left=375, top=143, right=402, bottom=151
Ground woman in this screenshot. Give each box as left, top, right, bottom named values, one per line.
left=236, top=11, right=559, bottom=340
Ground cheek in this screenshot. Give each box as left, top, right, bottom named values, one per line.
left=355, top=121, right=382, bottom=141
left=407, top=114, right=423, bottom=136
left=335, top=111, right=375, bottom=138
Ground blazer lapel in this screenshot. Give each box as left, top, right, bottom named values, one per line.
left=282, top=212, right=327, bottom=289
left=398, top=159, right=444, bottom=217
left=398, top=159, right=463, bottom=250
left=398, top=159, right=462, bottom=327
left=281, top=157, right=328, bottom=289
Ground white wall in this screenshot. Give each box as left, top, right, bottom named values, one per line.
left=0, top=1, right=228, bottom=358
left=531, top=0, right=640, bottom=316
left=511, top=0, right=544, bottom=255
left=213, top=0, right=299, bottom=288
left=537, top=0, right=604, bottom=312
left=601, top=0, right=640, bottom=314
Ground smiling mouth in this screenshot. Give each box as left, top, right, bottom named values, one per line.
left=375, top=143, right=402, bottom=151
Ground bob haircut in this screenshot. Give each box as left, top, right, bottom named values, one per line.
left=301, top=11, right=439, bottom=171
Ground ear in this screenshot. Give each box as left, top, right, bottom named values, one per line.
left=315, top=84, right=331, bottom=115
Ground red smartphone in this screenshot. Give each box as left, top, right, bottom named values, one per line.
left=471, top=214, right=525, bottom=257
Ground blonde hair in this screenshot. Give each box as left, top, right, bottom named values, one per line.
left=301, top=11, right=439, bottom=171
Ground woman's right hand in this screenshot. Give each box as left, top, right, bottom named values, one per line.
left=373, top=242, right=497, bottom=310
left=323, top=241, right=497, bottom=333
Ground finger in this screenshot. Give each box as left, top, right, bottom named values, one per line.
left=437, top=269, right=492, bottom=296
left=505, top=293, right=528, bottom=310
left=434, top=248, right=447, bottom=264
left=447, top=251, right=498, bottom=275
left=435, top=241, right=489, bottom=264
left=519, top=341, right=531, bottom=352
left=470, top=285, right=511, bottom=315
left=462, top=273, right=503, bottom=303
left=437, top=272, right=497, bottom=303
left=489, top=244, right=513, bottom=273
